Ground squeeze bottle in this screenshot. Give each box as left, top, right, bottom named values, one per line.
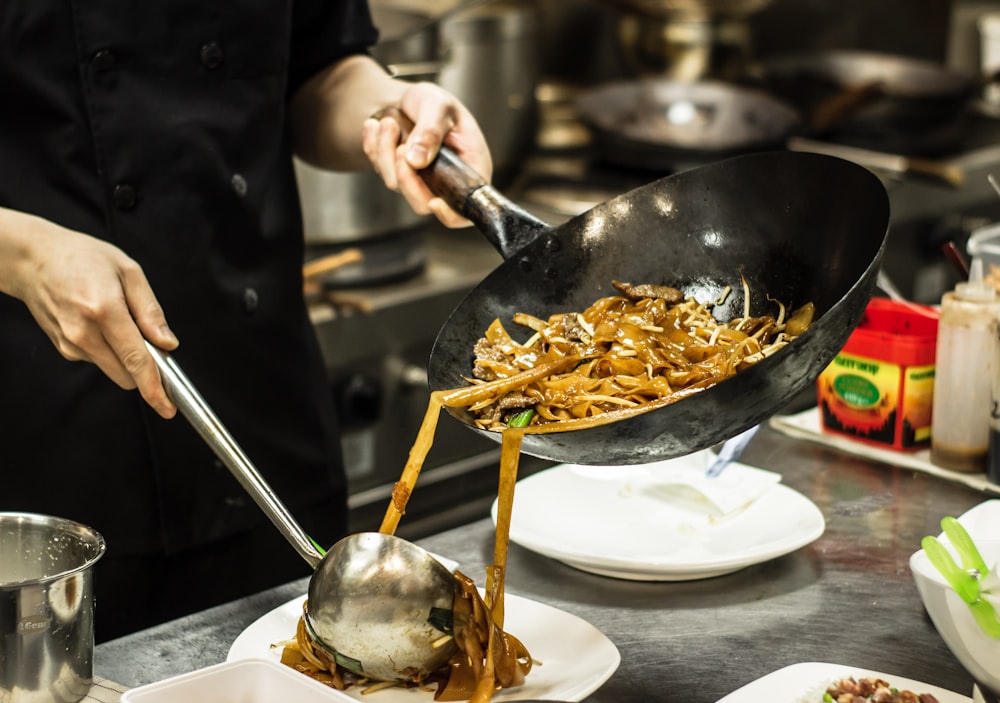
left=930, top=258, right=1000, bottom=472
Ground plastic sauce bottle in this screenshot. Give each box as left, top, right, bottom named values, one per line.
left=931, top=258, right=1000, bottom=473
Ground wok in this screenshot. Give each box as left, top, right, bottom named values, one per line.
left=575, top=78, right=801, bottom=171
left=598, top=0, right=774, bottom=19
left=747, top=50, right=994, bottom=154
left=422, top=149, right=890, bottom=465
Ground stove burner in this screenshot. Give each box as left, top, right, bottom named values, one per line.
left=305, top=229, right=428, bottom=290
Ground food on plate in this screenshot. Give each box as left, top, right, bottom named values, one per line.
left=465, top=279, right=814, bottom=431
left=821, top=676, right=941, bottom=703
left=281, top=408, right=534, bottom=701
left=277, top=569, right=533, bottom=700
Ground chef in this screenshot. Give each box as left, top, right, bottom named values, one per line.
left=0, top=0, right=492, bottom=641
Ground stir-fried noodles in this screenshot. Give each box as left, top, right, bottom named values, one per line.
left=276, top=567, right=533, bottom=701
left=466, top=279, right=814, bottom=430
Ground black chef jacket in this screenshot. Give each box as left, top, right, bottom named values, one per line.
left=0, top=0, right=377, bottom=604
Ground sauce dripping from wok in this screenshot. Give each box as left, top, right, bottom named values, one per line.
left=378, top=395, right=530, bottom=702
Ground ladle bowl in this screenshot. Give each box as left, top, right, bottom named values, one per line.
left=305, top=532, right=458, bottom=682
left=145, top=343, right=458, bottom=683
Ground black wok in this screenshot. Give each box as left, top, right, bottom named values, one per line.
left=422, top=148, right=889, bottom=465
left=575, top=79, right=801, bottom=172
left=747, top=50, right=993, bottom=154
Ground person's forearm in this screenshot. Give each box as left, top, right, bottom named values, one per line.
left=288, top=54, right=407, bottom=171
left=0, top=207, right=48, bottom=300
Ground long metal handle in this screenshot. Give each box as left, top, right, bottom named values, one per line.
left=145, top=341, right=324, bottom=569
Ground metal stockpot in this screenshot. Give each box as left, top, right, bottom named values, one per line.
left=296, top=159, right=429, bottom=244
left=0, top=513, right=106, bottom=703
left=437, top=0, right=540, bottom=185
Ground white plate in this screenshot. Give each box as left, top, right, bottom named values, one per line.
left=228, top=592, right=620, bottom=702
left=716, top=662, right=970, bottom=703
left=494, top=452, right=825, bottom=580
left=954, top=499, right=1000, bottom=539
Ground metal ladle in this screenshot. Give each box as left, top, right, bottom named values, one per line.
left=145, top=341, right=458, bottom=682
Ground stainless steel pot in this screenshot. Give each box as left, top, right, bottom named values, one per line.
left=0, top=513, right=106, bottom=703
left=296, top=159, right=429, bottom=244
left=600, top=0, right=774, bottom=20
left=437, top=0, right=540, bottom=185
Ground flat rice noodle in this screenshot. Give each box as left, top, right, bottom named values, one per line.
left=441, top=357, right=582, bottom=408
left=681, top=343, right=721, bottom=363
left=663, top=327, right=700, bottom=348
left=612, top=374, right=658, bottom=390
left=786, top=302, right=815, bottom=337
left=535, top=374, right=601, bottom=402
left=534, top=404, right=574, bottom=421
left=511, top=312, right=547, bottom=332
left=569, top=401, right=597, bottom=418
left=593, top=356, right=647, bottom=376
left=713, top=327, right=750, bottom=344
left=434, top=573, right=532, bottom=703
left=668, top=358, right=733, bottom=387
left=619, top=375, right=673, bottom=398
left=484, top=319, right=521, bottom=355
left=613, top=323, right=665, bottom=366
left=475, top=359, right=523, bottom=379
left=512, top=351, right=542, bottom=370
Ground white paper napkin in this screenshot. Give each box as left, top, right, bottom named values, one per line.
left=567, top=450, right=782, bottom=519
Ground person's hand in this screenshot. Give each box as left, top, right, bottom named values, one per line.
left=362, top=81, right=492, bottom=228
left=8, top=215, right=178, bottom=418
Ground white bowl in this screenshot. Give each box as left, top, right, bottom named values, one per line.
left=910, top=539, right=1000, bottom=694
left=120, top=658, right=344, bottom=703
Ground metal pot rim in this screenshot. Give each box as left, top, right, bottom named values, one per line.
left=0, top=511, right=107, bottom=588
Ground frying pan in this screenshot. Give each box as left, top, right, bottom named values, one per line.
left=747, top=50, right=994, bottom=154
left=420, top=148, right=890, bottom=465
left=575, top=79, right=802, bottom=171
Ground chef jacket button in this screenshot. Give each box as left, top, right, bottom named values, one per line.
left=200, top=42, right=224, bottom=69
left=92, top=49, right=117, bottom=72
left=243, top=288, right=259, bottom=313
left=231, top=173, right=248, bottom=198
left=112, top=183, right=137, bottom=210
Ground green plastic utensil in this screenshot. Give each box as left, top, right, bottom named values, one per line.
left=921, top=517, right=1000, bottom=639
left=941, top=516, right=989, bottom=574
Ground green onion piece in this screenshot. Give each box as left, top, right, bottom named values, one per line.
left=310, top=536, right=327, bottom=558
left=507, top=409, right=535, bottom=428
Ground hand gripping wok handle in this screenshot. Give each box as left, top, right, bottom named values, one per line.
left=375, top=106, right=549, bottom=259
left=144, top=341, right=324, bottom=570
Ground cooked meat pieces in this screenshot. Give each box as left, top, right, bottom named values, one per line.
left=471, top=338, right=508, bottom=381
left=612, top=280, right=683, bottom=303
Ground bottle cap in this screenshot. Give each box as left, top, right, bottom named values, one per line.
left=955, top=257, right=997, bottom=302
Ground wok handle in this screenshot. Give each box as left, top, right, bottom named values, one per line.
left=375, top=106, right=551, bottom=260
left=145, top=340, right=324, bottom=570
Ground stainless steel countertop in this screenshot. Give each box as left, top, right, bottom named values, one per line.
left=95, top=421, right=984, bottom=700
